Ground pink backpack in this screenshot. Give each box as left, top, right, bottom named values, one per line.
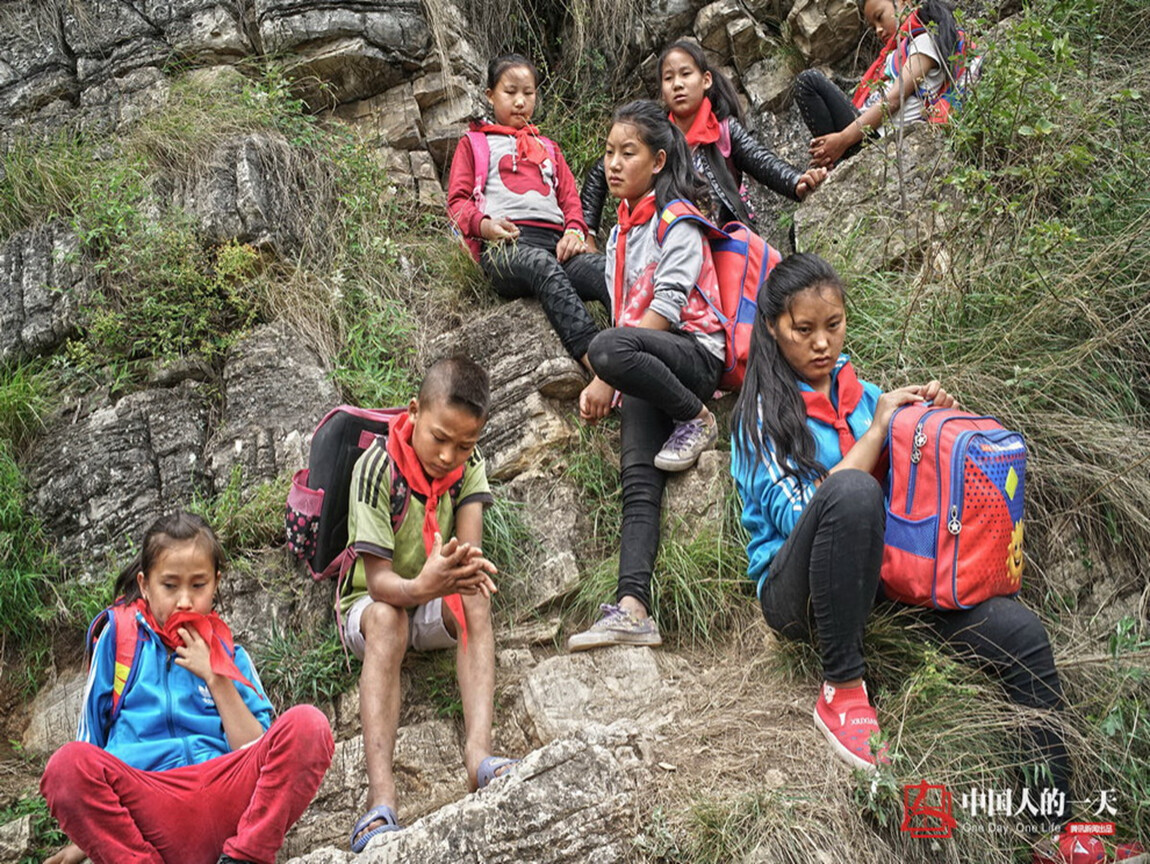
left=881, top=404, right=1027, bottom=610
left=456, top=130, right=560, bottom=261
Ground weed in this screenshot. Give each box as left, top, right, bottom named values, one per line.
left=189, top=467, right=291, bottom=556
left=254, top=620, right=357, bottom=712
left=0, top=443, right=61, bottom=651
left=0, top=362, right=55, bottom=456
left=482, top=492, right=546, bottom=619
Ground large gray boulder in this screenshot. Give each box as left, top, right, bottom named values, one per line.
left=794, top=125, right=956, bottom=273
left=286, top=723, right=651, bottom=864
left=785, top=0, right=863, bottom=65
left=0, top=3, right=79, bottom=123
left=25, top=381, right=211, bottom=577
left=423, top=300, right=586, bottom=481
left=521, top=647, right=686, bottom=744
left=254, top=0, right=431, bottom=108
left=0, top=221, right=88, bottom=362
left=206, top=322, right=338, bottom=494
left=178, top=132, right=323, bottom=256
left=282, top=718, right=472, bottom=857
left=20, top=670, right=86, bottom=756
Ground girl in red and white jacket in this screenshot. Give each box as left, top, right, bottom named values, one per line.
left=567, top=100, right=724, bottom=652
left=446, top=53, right=607, bottom=369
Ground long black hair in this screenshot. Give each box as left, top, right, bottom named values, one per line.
left=732, top=253, right=847, bottom=483
left=610, top=100, right=711, bottom=213
left=657, top=40, right=745, bottom=124
left=915, top=0, right=960, bottom=70
left=114, top=511, right=227, bottom=604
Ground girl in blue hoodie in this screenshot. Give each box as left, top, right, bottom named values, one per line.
left=40, top=512, right=333, bottom=864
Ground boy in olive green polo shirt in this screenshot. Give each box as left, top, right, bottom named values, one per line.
left=339, top=357, right=515, bottom=853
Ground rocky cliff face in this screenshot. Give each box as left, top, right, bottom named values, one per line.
left=3, top=1, right=1144, bottom=862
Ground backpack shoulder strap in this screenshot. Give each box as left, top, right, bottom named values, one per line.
left=86, top=603, right=143, bottom=721
left=465, top=130, right=490, bottom=203
left=656, top=199, right=726, bottom=245
left=717, top=118, right=732, bottom=159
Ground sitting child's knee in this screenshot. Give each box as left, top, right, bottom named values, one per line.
left=461, top=590, right=493, bottom=622
left=360, top=600, right=408, bottom=645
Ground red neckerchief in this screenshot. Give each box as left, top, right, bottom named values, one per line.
left=677, top=96, right=722, bottom=149
left=136, top=599, right=261, bottom=696
left=852, top=10, right=928, bottom=109
left=612, top=193, right=658, bottom=324
left=801, top=360, right=864, bottom=455
left=473, top=121, right=549, bottom=168
left=386, top=411, right=470, bottom=648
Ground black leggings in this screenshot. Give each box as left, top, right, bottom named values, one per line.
left=761, top=470, right=1070, bottom=807
left=481, top=225, right=608, bottom=361
left=587, top=327, right=722, bottom=614
left=792, top=69, right=867, bottom=161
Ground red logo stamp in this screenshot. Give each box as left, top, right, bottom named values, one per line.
left=902, top=780, right=957, bottom=838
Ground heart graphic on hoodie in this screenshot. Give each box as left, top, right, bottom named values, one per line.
left=498, top=154, right=551, bottom=197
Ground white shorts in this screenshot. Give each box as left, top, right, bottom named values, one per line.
left=341, top=594, right=457, bottom=660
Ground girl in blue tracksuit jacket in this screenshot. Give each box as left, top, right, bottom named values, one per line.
left=729, top=254, right=1074, bottom=850
left=40, top=512, right=333, bottom=864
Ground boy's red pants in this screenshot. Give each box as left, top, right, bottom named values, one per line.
left=40, top=705, right=334, bottom=864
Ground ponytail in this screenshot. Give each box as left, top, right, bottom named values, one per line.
left=732, top=253, right=847, bottom=483
left=611, top=100, right=712, bottom=213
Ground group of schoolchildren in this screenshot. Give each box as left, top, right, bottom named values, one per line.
left=36, top=3, right=1136, bottom=863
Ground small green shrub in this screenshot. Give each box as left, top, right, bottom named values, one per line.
left=255, top=621, right=357, bottom=712
left=330, top=295, right=418, bottom=407
left=0, top=795, right=67, bottom=864
left=190, top=467, right=291, bottom=556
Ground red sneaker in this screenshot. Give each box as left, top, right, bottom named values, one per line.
left=1032, top=833, right=1106, bottom=864
left=812, top=682, right=890, bottom=771
left=1114, top=840, right=1146, bottom=861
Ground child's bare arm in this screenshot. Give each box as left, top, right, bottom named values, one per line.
left=174, top=627, right=264, bottom=750
left=453, top=502, right=498, bottom=598
left=363, top=534, right=496, bottom=608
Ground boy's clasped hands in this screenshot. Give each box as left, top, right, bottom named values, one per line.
left=420, top=532, right=498, bottom=600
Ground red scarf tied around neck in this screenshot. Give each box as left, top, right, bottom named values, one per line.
left=612, top=193, right=658, bottom=325
left=473, top=121, right=550, bottom=169
left=800, top=360, right=865, bottom=456
left=137, top=599, right=261, bottom=696
left=678, top=96, right=722, bottom=149
left=386, top=410, right=470, bottom=648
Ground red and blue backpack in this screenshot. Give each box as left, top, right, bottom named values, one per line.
left=654, top=199, right=782, bottom=391
left=85, top=601, right=144, bottom=722
left=880, top=404, right=1027, bottom=609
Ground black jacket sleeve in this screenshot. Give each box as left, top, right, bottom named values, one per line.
left=727, top=118, right=803, bottom=202
left=580, top=159, right=609, bottom=234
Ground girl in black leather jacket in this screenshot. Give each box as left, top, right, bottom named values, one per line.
left=582, top=41, right=825, bottom=247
